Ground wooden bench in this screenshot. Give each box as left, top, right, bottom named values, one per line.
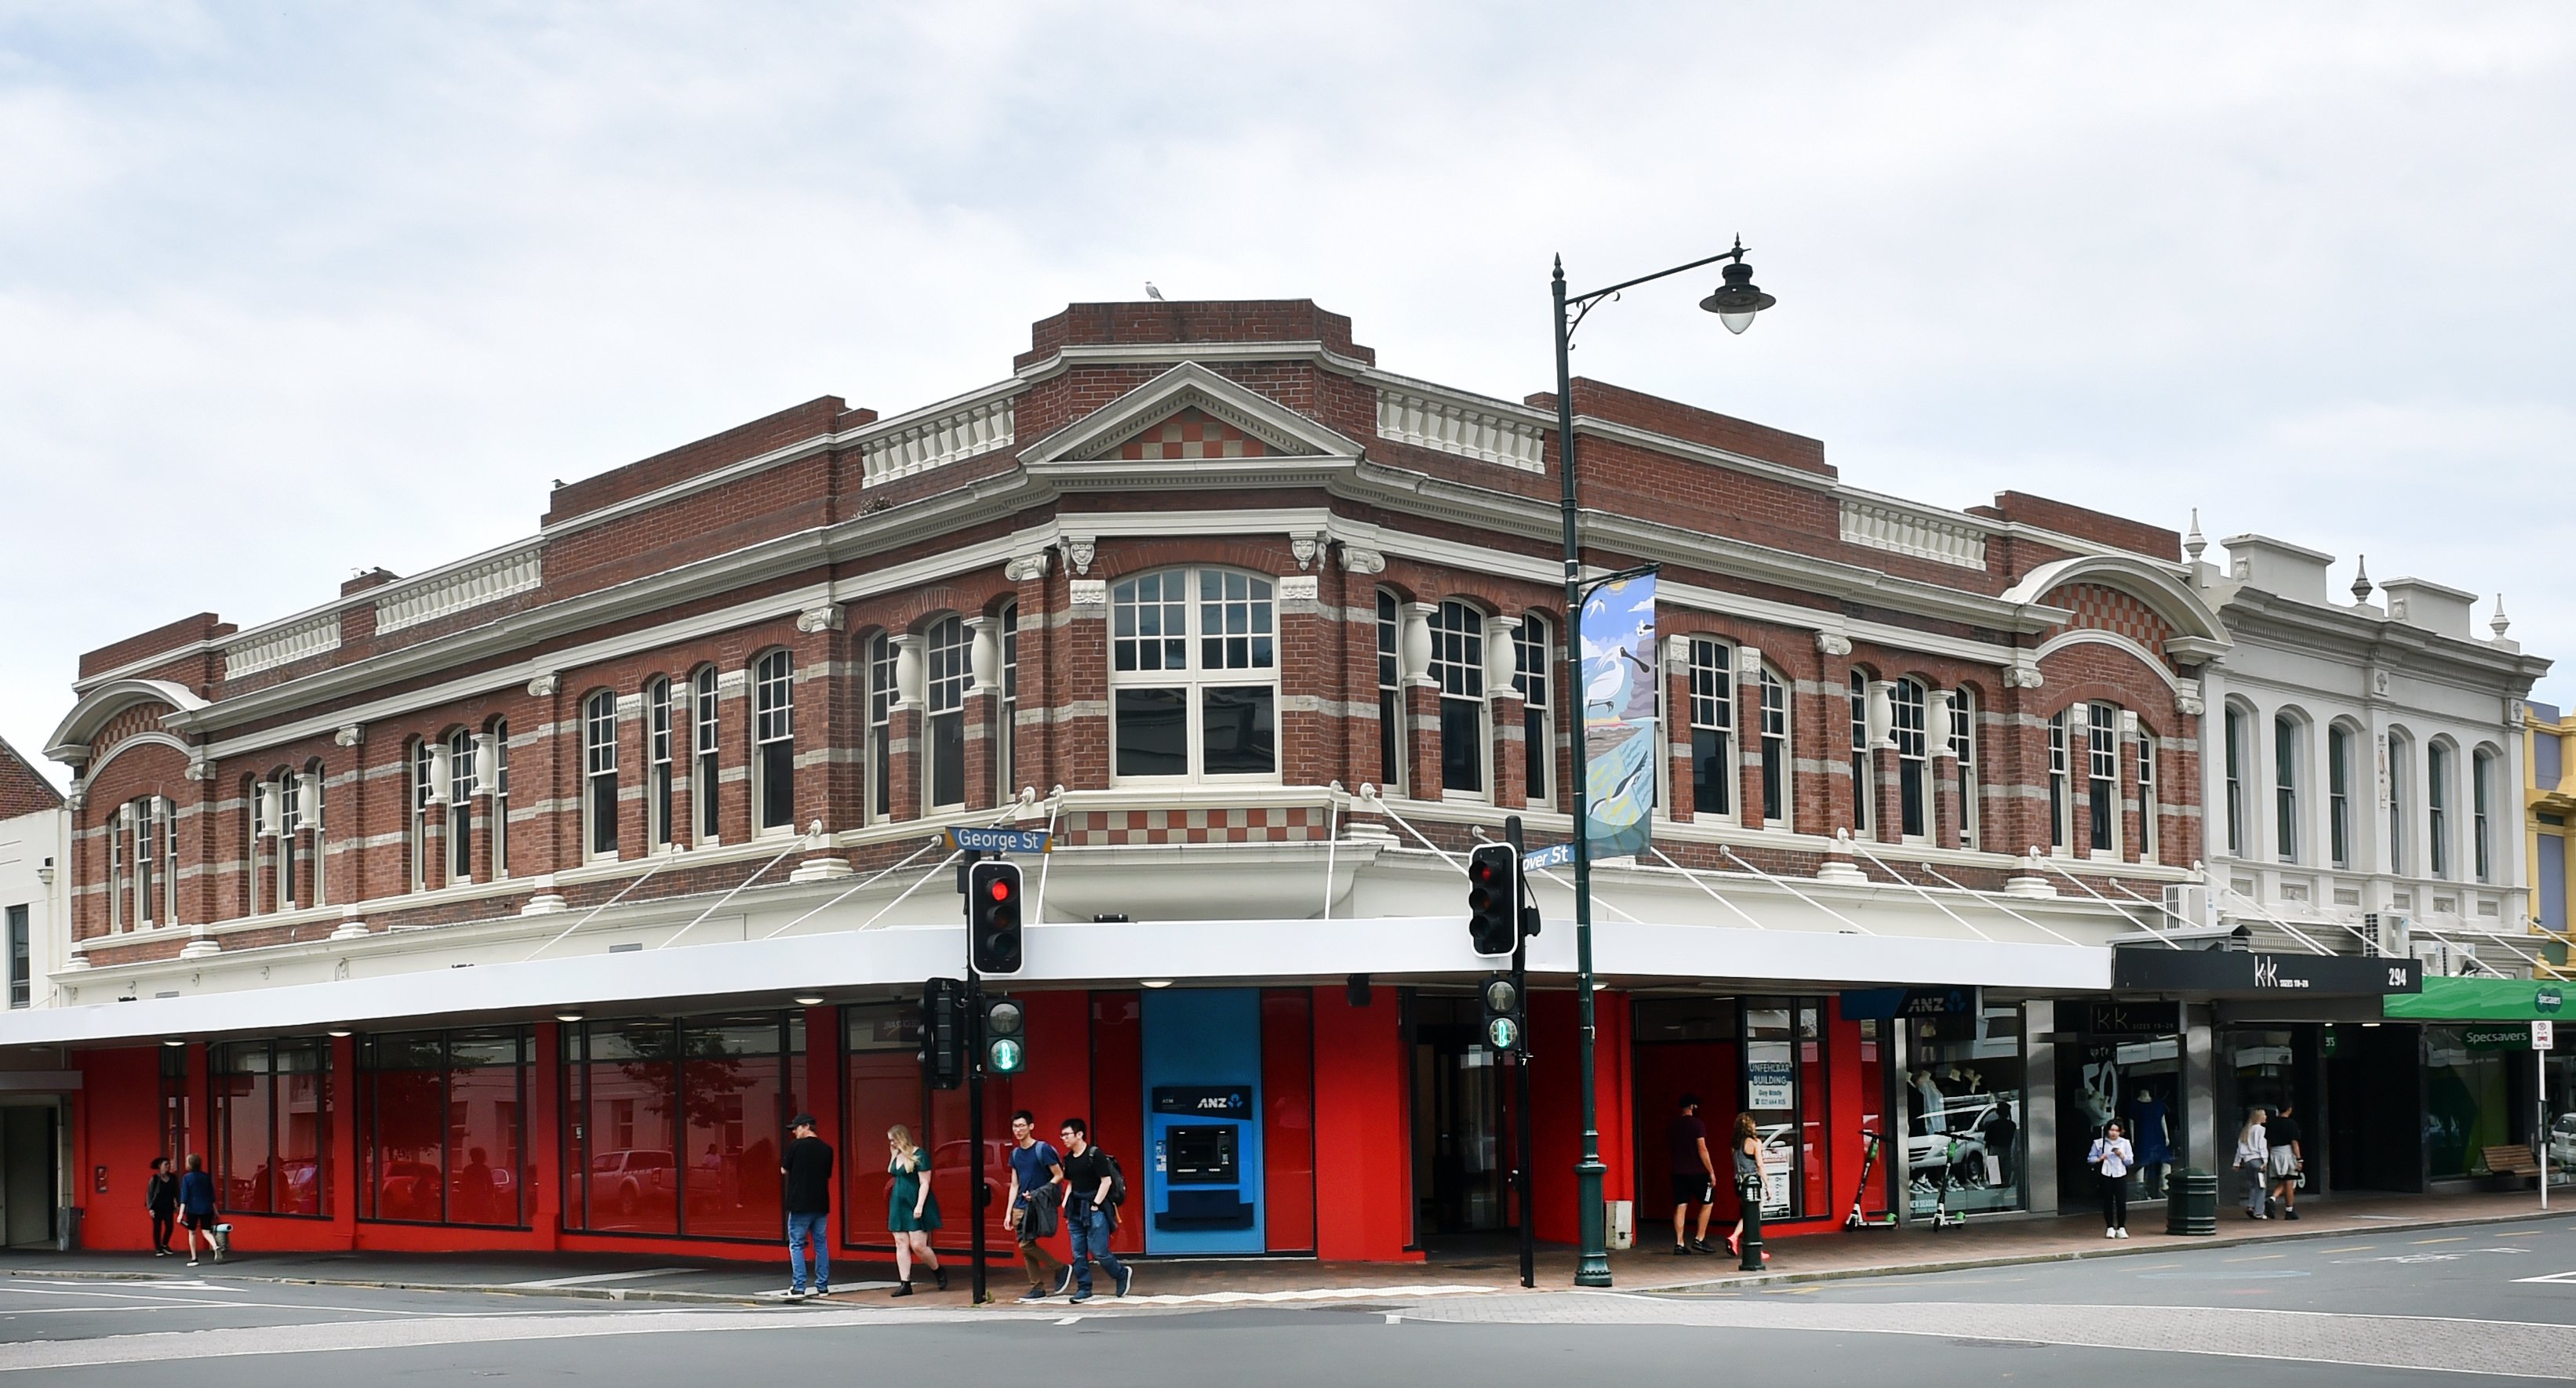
left=2481, top=1144, right=2541, bottom=1182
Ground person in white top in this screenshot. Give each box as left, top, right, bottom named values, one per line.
left=2088, top=1121, right=2136, bottom=1237
left=2234, top=1108, right=2272, bottom=1219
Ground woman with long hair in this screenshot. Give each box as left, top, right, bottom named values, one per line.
left=176, top=1154, right=220, bottom=1266
left=886, top=1125, right=944, bottom=1295
left=1725, top=1114, right=1768, bottom=1263
left=2234, top=1107, right=2272, bottom=1219
left=2088, top=1120, right=2135, bottom=1238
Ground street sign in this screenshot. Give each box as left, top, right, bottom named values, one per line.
left=2538, top=1020, right=2556, bottom=1051
left=1522, top=843, right=1574, bottom=872
left=947, top=826, right=1052, bottom=855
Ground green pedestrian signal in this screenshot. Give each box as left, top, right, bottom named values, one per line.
left=984, top=996, right=1027, bottom=1074
left=988, top=1037, right=1025, bottom=1074
left=1486, top=1015, right=1521, bottom=1051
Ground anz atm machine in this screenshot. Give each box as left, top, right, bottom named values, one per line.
left=1141, top=989, right=1265, bottom=1254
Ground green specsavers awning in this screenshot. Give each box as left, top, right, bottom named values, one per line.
left=2382, top=976, right=2569, bottom=1021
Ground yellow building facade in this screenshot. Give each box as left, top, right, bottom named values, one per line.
left=2528, top=699, right=2575, bottom=976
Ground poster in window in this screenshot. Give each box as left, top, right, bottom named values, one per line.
left=1747, top=1041, right=1795, bottom=1110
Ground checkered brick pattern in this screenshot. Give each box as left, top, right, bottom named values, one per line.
left=2043, top=581, right=2173, bottom=652
left=1115, top=407, right=1269, bottom=460
left=1064, top=805, right=1325, bottom=845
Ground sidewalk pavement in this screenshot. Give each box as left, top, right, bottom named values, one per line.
left=3, top=1187, right=2557, bottom=1308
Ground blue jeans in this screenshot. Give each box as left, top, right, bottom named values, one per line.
left=1067, top=1203, right=1123, bottom=1295
left=785, top=1210, right=830, bottom=1290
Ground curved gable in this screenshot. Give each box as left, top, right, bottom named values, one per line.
left=2005, top=554, right=2229, bottom=660
left=42, top=678, right=207, bottom=765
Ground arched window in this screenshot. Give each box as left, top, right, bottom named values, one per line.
left=2222, top=705, right=2250, bottom=857
left=1849, top=670, right=1872, bottom=835
left=867, top=636, right=894, bottom=819
left=1759, top=665, right=1789, bottom=826
left=1689, top=640, right=1734, bottom=818
left=1376, top=590, right=1404, bottom=794
left=2327, top=724, right=2355, bottom=868
left=2135, top=725, right=2156, bottom=864
left=997, top=601, right=1020, bottom=803
left=2273, top=713, right=2301, bottom=864
left=1950, top=688, right=1978, bottom=850
left=924, top=621, right=968, bottom=808
left=1430, top=601, right=1486, bottom=795
left=2387, top=731, right=2412, bottom=875
left=448, top=729, right=475, bottom=882
left=409, top=740, right=432, bottom=892
left=647, top=677, right=675, bottom=849
left=1516, top=613, right=1554, bottom=809
left=2473, top=747, right=2498, bottom=884
left=1892, top=678, right=1928, bottom=838
left=755, top=649, right=797, bottom=830
left=1110, top=569, right=1279, bottom=780
left=2088, top=703, right=2119, bottom=855
left=489, top=720, right=511, bottom=877
left=693, top=666, right=721, bottom=843
left=2048, top=709, right=2072, bottom=851
left=2427, top=741, right=2454, bottom=879
left=584, top=691, right=620, bottom=860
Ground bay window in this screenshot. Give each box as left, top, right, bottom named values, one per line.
left=1111, top=569, right=1278, bottom=780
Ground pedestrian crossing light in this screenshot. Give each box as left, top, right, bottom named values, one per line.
left=919, top=976, right=966, bottom=1091
left=984, top=996, right=1027, bottom=1075
left=1467, top=843, right=1521, bottom=956
left=969, top=860, right=1024, bottom=975
left=1482, top=974, right=1523, bottom=1053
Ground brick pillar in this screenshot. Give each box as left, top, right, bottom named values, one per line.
left=1005, top=556, right=1056, bottom=800
left=1737, top=649, right=1766, bottom=830
left=1819, top=644, right=1858, bottom=837
left=793, top=608, right=852, bottom=880
left=1062, top=576, right=1110, bottom=792
left=618, top=686, right=649, bottom=862
left=1927, top=689, right=1961, bottom=851
left=1868, top=680, right=1903, bottom=844
left=2066, top=701, right=2094, bottom=860
left=1282, top=571, right=1334, bottom=790
left=2119, top=711, right=2144, bottom=864
left=962, top=612, right=1001, bottom=814
left=718, top=666, right=752, bottom=845
left=890, top=632, right=926, bottom=822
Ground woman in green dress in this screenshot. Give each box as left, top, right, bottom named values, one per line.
left=886, top=1125, right=944, bottom=1295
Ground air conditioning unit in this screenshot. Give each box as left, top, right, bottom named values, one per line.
left=2367, top=912, right=2410, bottom=959
left=2163, top=884, right=2214, bottom=931
left=2412, top=939, right=2457, bottom=977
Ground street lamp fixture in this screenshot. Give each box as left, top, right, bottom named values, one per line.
left=1551, top=235, right=1777, bottom=1288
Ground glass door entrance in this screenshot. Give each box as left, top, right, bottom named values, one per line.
left=1411, top=995, right=1513, bottom=1237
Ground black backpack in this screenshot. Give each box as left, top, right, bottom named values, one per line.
left=1102, top=1150, right=1127, bottom=1208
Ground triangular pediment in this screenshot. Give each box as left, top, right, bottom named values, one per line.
left=1020, top=361, right=1365, bottom=466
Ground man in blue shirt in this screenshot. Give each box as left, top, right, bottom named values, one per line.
left=1004, top=1110, right=1068, bottom=1302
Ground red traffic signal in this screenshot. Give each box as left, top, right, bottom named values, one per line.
left=1466, top=843, right=1520, bottom=956
left=969, top=860, right=1024, bottom=975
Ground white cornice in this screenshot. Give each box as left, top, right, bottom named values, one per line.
left=1012, top=340, right=1377, bottom=385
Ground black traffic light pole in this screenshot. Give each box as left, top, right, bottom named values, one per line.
left=961, top=848, right=989, bottom=1305
left=1505, top=816, right=1536, bottom=1290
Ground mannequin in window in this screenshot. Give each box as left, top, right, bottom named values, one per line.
left=2130, top=1087, right=2173, bottom=1200
left=1911, top=1067, right=1945, bottom=1135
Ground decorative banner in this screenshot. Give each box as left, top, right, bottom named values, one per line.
left=1580, top=572, right=1658, bottom=859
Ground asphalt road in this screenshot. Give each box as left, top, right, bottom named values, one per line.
left=3, top=1213, right=2571, bottom=1385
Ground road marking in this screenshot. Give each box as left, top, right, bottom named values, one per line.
left=1053, top=1315, right=1082, bottom=1325
left=2223, top=1254, right=2287, bottom=1263
left=2321, top=1245, right=2376, bottom=1253
left=1112, top=1284, right=1491, bottom=1306
left=504, top=1267, right=700, bottom=1288
left=1384, top=1312, right=1402, bottom=1324
left=2514, top=1270, right=2576, bottom=1284
left=2411, top=1236, right=2468, bottom=1244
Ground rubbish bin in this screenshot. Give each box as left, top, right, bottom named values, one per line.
left=2165, top=1168, right=2218, bottom=1236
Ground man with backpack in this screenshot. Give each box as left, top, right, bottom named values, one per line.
left=1057, top=1117, right=1131, bottom=1303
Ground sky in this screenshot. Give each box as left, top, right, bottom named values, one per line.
left=4, top=3, right=2572, bottom=784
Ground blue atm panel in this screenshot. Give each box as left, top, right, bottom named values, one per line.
left=1141, top=989, right=1264, bottom=1254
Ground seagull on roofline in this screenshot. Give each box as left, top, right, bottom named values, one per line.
left=1145, top=282, right=1166, bottom=301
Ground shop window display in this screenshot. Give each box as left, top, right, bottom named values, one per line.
left=564, top=1013, right=804, bottom=1240
left=213, top=1037, right=330, bottom=1217
left=1632, top=996, right=1829, bottom=1224
left=842, top=1003, right=1017, bottom=1252
left=1903, top=1005, right=2024, bottom=1217
left=2058, top=1008, right=2185, bottom=1203
left=2425, top=1025, right=2521, bottom=1179
left=357, top=1029, right=529, bottom=1226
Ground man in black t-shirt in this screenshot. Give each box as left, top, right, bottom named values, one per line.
left=2265, top=1103, right=2304, bottom=1220
left=1057, top=1118, right=1131, bottom=1303
left=778, top=1115, right=835, bottom=1298
left=1668, top=1094, right=1718, bottom=1255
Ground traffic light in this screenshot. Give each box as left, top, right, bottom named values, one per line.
left=969, top=860, right=1024, bottom=975
left=918, top=977, right=965, bottom=1091
left=1481, top=973, right=1524, bottom=1052
left=983, top=996, right=1027, bottom=1075
left=1467, top=842, right=1521, bottom=955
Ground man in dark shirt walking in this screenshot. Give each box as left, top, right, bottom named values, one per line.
left=2265, top=1103, right=2305, bottom=1220
left=1057, top=1118, right=1131, bottom=1303
left=779, top=1114, right=835, bottom=1298
left=1668, top=1094, right=1718, bottom=1255
left=1005, top=1110, right=1069, bottom=1302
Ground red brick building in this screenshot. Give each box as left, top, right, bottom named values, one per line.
left=14, top=299, right=2244, bottom=1266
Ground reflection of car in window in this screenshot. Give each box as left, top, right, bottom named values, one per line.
left=591, top=1149, right=676, bottom=1216
left=2549, top=1114, right=2576, bottom=1166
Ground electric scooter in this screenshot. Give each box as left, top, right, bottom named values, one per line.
left=1843, top=1129, right=1897, bottom=1230
left=1923, top=1135, right=1968, bottom=1230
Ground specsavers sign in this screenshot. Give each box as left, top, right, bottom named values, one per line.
left=2382, top=977, right=2567, bottom=1022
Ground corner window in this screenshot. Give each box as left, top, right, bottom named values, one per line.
left=1111, top=569, right=1278, bottom=780
left=1689, top=640, right=1734, bottom=818
left=1430, top=601, right=1486, bottom=796
left=693, top=667, right=721, bottom=843
left=755, top=650, right=797, bottom=831
left=1516, top=613, right=1553, bottom=808
left=584, top=692, right=620, bottom=860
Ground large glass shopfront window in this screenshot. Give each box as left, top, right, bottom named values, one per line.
left=2058, top=1005, right=2186, bottom=1202
left=357, top=1029, right=529, bottom=1226
left=1902, top=1003, right=2024, bottom=1217
left=213, top=1038, right=330, bottom=1216
left=1632, top=996, right=1830, bottom=1223
left=2428, top=1025, right=2526, bottom=1179
left=843, top=1002, right=1016, bottom=1251
left=564, top=1014, right=806, bottom=1241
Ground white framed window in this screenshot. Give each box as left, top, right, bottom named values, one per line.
left=868, top=636, right=895, bottom=819
left=925, top=620, right=969, bottom=808
left=1430, top=601, right=1487, bottom=797
left=1376, top=590, right=1404, bottom=795
left=1516, top=613, right=1553, bottom=809
left=409, top=741, right=431, bottom=892
left=2136, top=731, right=2157, bottom=863
left=2088, top=703, right=2118, bottom=855
left=2049, top=710, right=2071, bottom=851
left=107, top=804, right=126, bottom=929
left=1892, top=678, right=1929, bottom=839
left=648, top=678, right=675, bottom=850
left=447, top=729, right=475, bottom=882
left=277, top=771, right=302, bottom=909
left=2273, top=714, right=2301, bottom=864
left=489, top=721, right=510, bottom=877
left=2387, top=732, right=2410, bottom=876
left=159, top=794, right=178, bottom=924
left=1759, top=664, right=1789, bottom=826
left=584, top=690, right=620, bottom=860
left=2223, top=706, right=2248, bottom=856
left=134, top=796, right=162, bottom=928
left=998, top=601, right=1020, bottom=802
left=1950, top=687, right=1977, bottom=849
left=2472, top=747, right=2496, bottom=884
left=302, top=766, right=324, bottom=907
left=1849, top=670, right=1872, bottom=834
left=693, top=667, right=720, bottom=842
left=1689, top=640, right=1734, bottom=818
left=1111, top=569, right=1279, bottom=781
left=755, top=649, right=797, bottom=831
left=2428, top=741, right=2453, bottom=879
left=2327, top=724, right=2353, bottom=869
